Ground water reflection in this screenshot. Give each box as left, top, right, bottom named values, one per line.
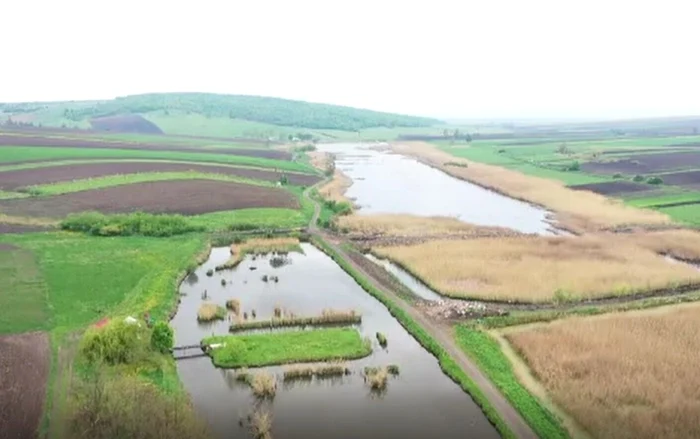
left=319, top=142, right=551, bottom=234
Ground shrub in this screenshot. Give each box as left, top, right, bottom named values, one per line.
left=564, top=161, right=580, bottom=171
left=150, top=322, right=174, bottom=354
left=633, top=174, right=645, bottom=182
left=376, top=332, right=388, bottom=347
left=80, top=320, right=147, bottom=365
left=387, top=364, right=400, bottom=376
left=61, top=211, right=204, bottom=237
left=647, top=176, right=664, bottom=185
left=613, top=173, right=623, bottom=179
left=69, top=372, right=209, bottom=439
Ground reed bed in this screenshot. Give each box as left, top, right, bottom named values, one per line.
left=216, top=237, right=301, bottom=271
left=229, top=309, right=361, bottom=332
left=318, top=169, right=353, bottom=204
left=506, top=303, right=700, bottom=439
left=374, top=235, right=700, bottom=302
left=197, top=303, right=226, bottom=322
left=249, top=408, right=273, bottom=439
left=364, top=367, right=389, bottom=390
left=226, top=298, right=241, bottom=315
left=392, top=142, right=670, bottom=232
left=250, top=372, right=277, bottom=398
left=282, top=362, right=350, bottom=381
left=338, top=213, right=518, bottom=238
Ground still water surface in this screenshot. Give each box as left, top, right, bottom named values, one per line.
left=318, top=143, right=550, bottom=234
left=172, top=244, right=499, bottom=439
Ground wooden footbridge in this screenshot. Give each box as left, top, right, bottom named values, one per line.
left=172, top=344, right=208, bottom=360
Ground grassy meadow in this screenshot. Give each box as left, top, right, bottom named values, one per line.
left=202, top=328, right=372, bottom=368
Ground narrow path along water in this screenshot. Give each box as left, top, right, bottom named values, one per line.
left=318, top=143, right=551, bottom=234
left=172, top=245, right=501, bottom=439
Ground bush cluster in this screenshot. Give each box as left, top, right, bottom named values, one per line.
left=80, top=320, right=148, bottom=365
left=61, top=211, right=204, bottom=237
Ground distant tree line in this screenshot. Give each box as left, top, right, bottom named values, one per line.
left=50, top=93, right=440, bottom=131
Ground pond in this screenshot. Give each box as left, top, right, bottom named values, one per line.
left=172, top=244, right=500, bottom=439
left=318, top=143, right=551, bottom=234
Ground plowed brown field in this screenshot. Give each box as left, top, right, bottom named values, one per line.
left=0, top=332, right=50, bottom=439
left=0, top=180, right=299, bottom=217
left=0, top=161, right=320, bottom=190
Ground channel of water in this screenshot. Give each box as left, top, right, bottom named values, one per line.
left=172, top=244, right=500, bottom=439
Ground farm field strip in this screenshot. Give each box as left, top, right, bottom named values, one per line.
left=24, top=171, right=275, bottom=196
left=0, top=132, right=291, bottom=159
left=0, top=179, right=300, bottom=218
left=0, top=146, right=314, bottom=173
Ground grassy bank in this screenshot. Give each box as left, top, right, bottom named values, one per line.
left=455, top=327, right=569, bottom=439
left=310, top=236, right=517, bottom=439
left=202, top=327, right=371, bottom=368
left=216, top=236, right=303, bottom=270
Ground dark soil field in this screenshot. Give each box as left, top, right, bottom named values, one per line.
left=581, top=151, right=700, bottom=175
left=569, top=181, right=652, bottom=195
left=0, top=161, right=320, bottom=190
left=656, top=170, right=700, bottom=189
left=90, top=114, right=163, bottom=134
left=0, top=331, right=50, bottom=439
left=0, top=224, right=53, bottom=235
left=0, top=134, right=292, bottom=160
left=0, top=180, right=299, bottom=217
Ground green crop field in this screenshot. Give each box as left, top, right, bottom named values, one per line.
left=0, top=146, right=314, bottom=173
left=25, top=171, right=273, bottom=196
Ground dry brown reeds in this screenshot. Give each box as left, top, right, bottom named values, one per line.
left=249, top=407, right=273, bottom=439
left=374, top=235, right=700, bottom=302
left=225, top=299, right=241, bottom=315
left=250, top=372, right=277, bottom=398
left=614, top=229, right=700, bottom=262
left=318, top=169, right=353, bottom=205
left=229, top=309, right=361, bottom=332
left=197, top=303, right=226, bottom=322
left=282, top=362, right=349, bottom=381
left=337, top=214, right=518, bottom=239
left=217, top=237, right=301, bottom=271
left=307, top=150, right=333, bottom=173
left=505, top=303, right=700, bottom=439
left=364, top=367, right=389, bottom=390
left=392, top=142, right=670, bottom=232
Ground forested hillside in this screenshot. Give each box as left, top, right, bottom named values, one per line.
left=1, top=93, right=439, bottom=131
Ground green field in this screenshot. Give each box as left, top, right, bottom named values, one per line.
left=26, top=171, right=274, bottom=196
left=0, top=146, right=314, bottom=173
left=202, top=328, right=372, bottom=368
left=0, top=245, right=51, bottom=333
left=0, top=233, right=206, bottom=336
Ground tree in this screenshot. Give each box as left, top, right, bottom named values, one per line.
left=151, top=322, right=174, bottom=354
left=465, top=133, right=473, bottom=143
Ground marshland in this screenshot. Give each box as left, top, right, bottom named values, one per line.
left=170, top=243, right=499, bottom=439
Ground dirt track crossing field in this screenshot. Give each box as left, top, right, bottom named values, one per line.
left=0, top=161, right=320, bottom=190
left=569, top=181, right=652, bottom=195
left=0, top=179, right=299, bottom=217
left=0, top=331, right=50, bottom=439
left=0, top=134, right=292, bottom=160
left=581, top=151, right=700, bottom=175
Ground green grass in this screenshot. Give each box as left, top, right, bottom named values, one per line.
left=26, top=171, right=273, bottom=196
left=145, top=112, right=305, bottom=140
left=202, top=328, right=371, bottom=368
left=0, top=158, right=290, bottom=173
left=0, top=146, right=314, bottom=173
left=310, top=236, right=516, bottom=439
left=455, top=326, right=569, bottom=439
left=656, top=204, right=700, bottom=227
left=624, top=190, right=700, bottom=208
left=0, top=232, right=206, bottom=335
left=0, top=190, right=29, bottom=199
left=0, top=245, right=51, bottom=334
left=190, top=207, right=309, bottom=231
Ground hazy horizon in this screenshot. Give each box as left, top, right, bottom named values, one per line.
left=3, top=0, right=698, bottom=120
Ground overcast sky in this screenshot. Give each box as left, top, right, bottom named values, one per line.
left=2, top=0, right=698, bottom=119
